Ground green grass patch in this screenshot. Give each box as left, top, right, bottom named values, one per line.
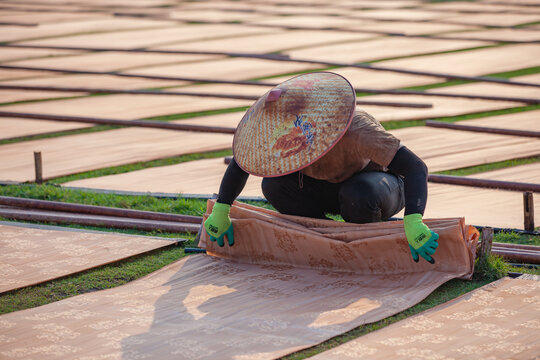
left=494, top=230, right=540, bottom=246
left=0, top=244, right=188, bottom=315
left=514, top=21, right=540, bottom=29
left=50, top=149, right=232, bottom=184
left=434, top=155, right=540, bottom=176
left=368, top=44, right=500, bottom=64
left=473, top=253, right=510, bottom=282
left=381, top=119, right=427, bottom=130
left=143, top=106, right=248, bottom=121
left=380, top=104, right=540, bottom=131
left=0, top=95, right=88, bottom=107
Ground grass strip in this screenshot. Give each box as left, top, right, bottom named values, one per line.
left=0, top=95, right=85, bottom=107
left=0, top=125, right=120, bottom=146
left=368, top=44, right=501, bottom=64
left=402, top=66, right=540, bottom=91
left=493, top=230, right=540, bottom=246
left=0, top=106, right=247, bottom=146
left=143, top=106, right=248, bottom=122
left=381, top=104, right=540, bottom=130
left=0, top=184, right=209, bottom=216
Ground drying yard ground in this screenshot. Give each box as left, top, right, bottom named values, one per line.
left=0, top=0, right=539, bottom=358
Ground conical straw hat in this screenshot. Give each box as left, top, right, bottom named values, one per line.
left=233, top=71, right=356, bottom=177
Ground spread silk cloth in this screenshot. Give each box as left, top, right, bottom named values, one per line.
left=311, top=275, right=540, bottom=360
left=0, top=202, right=477, bottom=360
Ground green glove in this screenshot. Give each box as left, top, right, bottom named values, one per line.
left=204, top=202, right=234, bottom=247
left=404, top=213, right=439, bottom=264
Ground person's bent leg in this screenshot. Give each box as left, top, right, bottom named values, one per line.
left=262, top=172, right=340, bottom=219
left=338, top=171, right=404, bottom=223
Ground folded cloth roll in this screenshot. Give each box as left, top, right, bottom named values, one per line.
left=200, top=200, right=478, bottom=279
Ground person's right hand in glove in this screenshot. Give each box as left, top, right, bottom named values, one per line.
left=404, top=213, right=439, bottom=264
left=204, top=202, right=234, bottom=247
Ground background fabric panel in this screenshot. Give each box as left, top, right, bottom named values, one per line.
left=311, top=276, right=540, bottom=360
left=0, top=224, right=173, bottom=293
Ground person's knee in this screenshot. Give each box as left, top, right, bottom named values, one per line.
left=339, top=180, right=382, bottom=223
left=261, top=177, right=285, bottom=202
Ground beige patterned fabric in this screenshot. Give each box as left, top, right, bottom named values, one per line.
left=0, top=203, right=477, bottom=359
left=0, top=223, right=173, bottom=293
left=312, top=276, right=540, bottom=360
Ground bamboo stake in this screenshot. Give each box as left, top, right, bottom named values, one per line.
left=33, top=151, right=42, bottom=184
left=524, top=191, right=535, bottom=232
left=479, top=227, right=493, bottom=262
left=425, top=120, right=540, bottom=138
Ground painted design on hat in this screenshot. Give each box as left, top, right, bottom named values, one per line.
left=233, top=71, right=356, bottom=177
left=271, top=114, right=316, bottom=159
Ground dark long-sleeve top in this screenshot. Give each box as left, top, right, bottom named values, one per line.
left=217, top=145, right=428, bottom=216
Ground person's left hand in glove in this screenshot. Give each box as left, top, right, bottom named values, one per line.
left=404, top=213, right=439, bottom=264
left=204, top=202, right=234, bottom=247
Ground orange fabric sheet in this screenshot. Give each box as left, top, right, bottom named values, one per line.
left=312, top=276, right=540, bottom=360
left=0, top=203, right=477, bottom=359
left=201, top=201, right=477, bottom=277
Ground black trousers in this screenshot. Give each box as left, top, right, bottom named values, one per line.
left=261, top=171, right=405, bottom=223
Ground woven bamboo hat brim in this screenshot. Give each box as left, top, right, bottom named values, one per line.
left=233, top=71, right=356, bottom=177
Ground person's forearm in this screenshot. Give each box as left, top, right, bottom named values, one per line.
left=387, top=146, right=428, bottom=215
left=216, top=158, right=250, bottom=205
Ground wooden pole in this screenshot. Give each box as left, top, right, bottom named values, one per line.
left=479, top=227, right=493, bottom=262
left=33, top=151, right=43, bottom=184
left=524, top=191, right=535, bottom=232
left=0, top=208, right=200, bottom=234
left=0, top=111, right=237, bottom=134
left=428, top=174, right=540, bottom=193
left=425, top=120, right=540, bottom=138
left=0, top=196, right=202, bottom=224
